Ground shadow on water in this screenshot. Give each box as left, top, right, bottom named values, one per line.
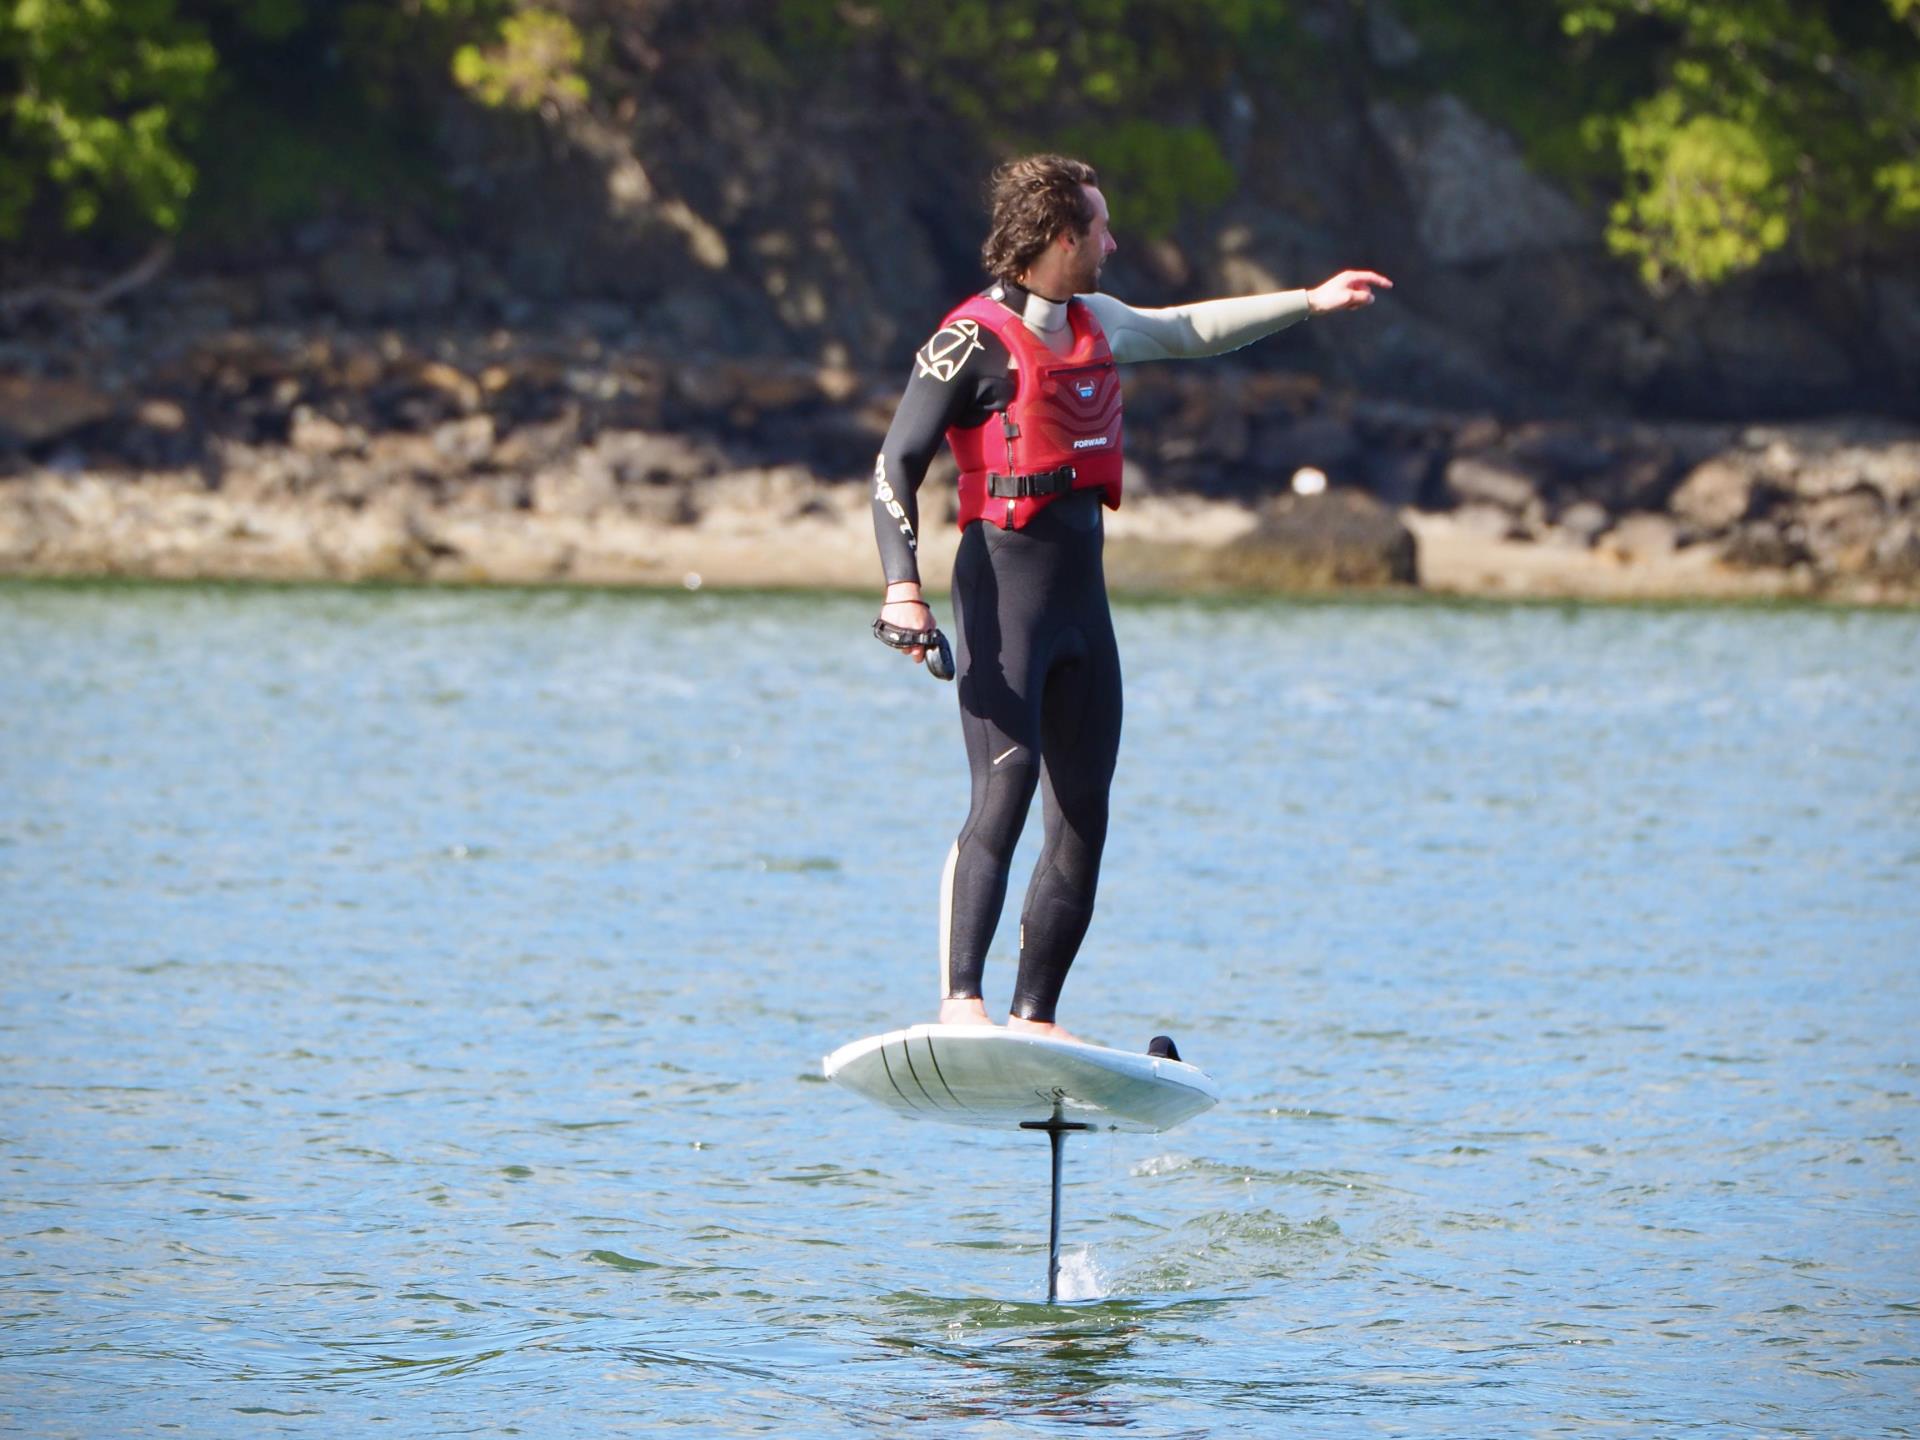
left=861, top=1290, right=1231, bottom=1428
left=860, top=1289, right=1488, bottom=1427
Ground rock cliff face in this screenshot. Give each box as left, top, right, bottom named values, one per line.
left=0, top=318, right=1913, bottom=602
left=387, top=0, right=1916, bottom=422
left=11, top=1, right=1908, bottom=422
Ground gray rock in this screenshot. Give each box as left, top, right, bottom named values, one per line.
left=1453, top=503, right=1519, bottom=541
left=190, top=276, right=263, bottom=324
left=1335, top=303, right=1517, bottom=409
left=1801, top=488, right=1886, bottom=574
left=0, top=374, right=116, bottom=446
left=1872, top=272, right=1920, bottom=377
left=1670, top=455, right=1757, bottom=534
left=1604, top=511, right=1679, bottom=562
left=1367, top=94, right=1595, bottom=264
left=1359, top=444, right=1438, bottom=508
left=432, top=415, right=496, bottom=470
left=288, top=407, right=364, bottom=457
left=561, top=300, right=637, bottom=339
left=1699, top=305, right=1855, bottom=400
left=1260, top=415, right=1358, bottom=476
left=1445, top=455, right=1537, bottom=513
left=1592, top=312, right=1672, bottom=392
left=501, top=233, right=572, bottom=300
left=1872, top=517, right=1920, bottom=581
left=1366, top=0, right=1421, bottom=67
left=1721, top=519, right=1806, bottom=570
left=318, top=249, right=458, bottom=321
left=456, top=253, right=515, bottom=312
left=1505, top=424, right=1616, bottom=483
left=1451, top=416, right=1504, bottom=452
left=491, top=410, right=585, bottom=472
left=1217, top=489, right=1418, bottom=588
left=1555, top=500, right=1611, bottom=547
left=1788, top=435, right=1920, bottom=507
left=259, top=267, right=317, bottom=321
left=531, top=455, right=617, bottom=517
left=595, top=429, right=719, bottom=485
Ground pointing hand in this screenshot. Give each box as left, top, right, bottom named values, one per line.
left=1307, top=270, right=1393, bottom=315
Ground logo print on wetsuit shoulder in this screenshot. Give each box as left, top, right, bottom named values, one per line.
left=915, top=319, right=984, bottom=383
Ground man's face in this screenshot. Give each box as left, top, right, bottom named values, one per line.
left=1064, top=184, right=1116, bottom=293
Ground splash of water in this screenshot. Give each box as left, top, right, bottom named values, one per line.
left=1053, top=1246, right=1108, bottom=1302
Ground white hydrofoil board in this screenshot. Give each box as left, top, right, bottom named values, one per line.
left=823, top=1024, right=1218, bottom=1134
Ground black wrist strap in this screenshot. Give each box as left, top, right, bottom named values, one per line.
left=872, top=616, right=955, bottom=681
left=873, top=617, right=938, bottom=650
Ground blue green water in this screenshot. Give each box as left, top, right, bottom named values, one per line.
left=2, top=583, right=1916, bottom=1437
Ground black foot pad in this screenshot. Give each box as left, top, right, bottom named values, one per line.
left=1147, top=1034, right=1181, bottom=1062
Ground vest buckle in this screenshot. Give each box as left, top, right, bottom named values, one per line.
left=987, top=465, right=1077, bottom=500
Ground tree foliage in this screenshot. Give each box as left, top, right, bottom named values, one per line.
left=453, top=8, right=589, bottom=112
left=776, top=0, right=1292, bottom=236
left=0, top=0, right=587, bottom=242
left=3, top=0, right=1914, bottom=289
left=1562, top=0, right=1920, bottom=285
left=1398, top=0, right=1920, bottom=287
left=0, top=0, right=217, bottom=236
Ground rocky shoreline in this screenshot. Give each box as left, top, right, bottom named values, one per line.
left=2, top=315, right=1917, bottom=605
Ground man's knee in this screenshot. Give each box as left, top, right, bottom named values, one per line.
left=962, top=757, right=1040, bottom=853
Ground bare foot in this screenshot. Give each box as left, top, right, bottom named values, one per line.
left=939, top=996, right=996, bottom=1027
left=1006, top=1015, right=1086, bottom=1045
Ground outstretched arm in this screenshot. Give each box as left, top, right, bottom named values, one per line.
left=1085, top=270, right=1391, bottom=364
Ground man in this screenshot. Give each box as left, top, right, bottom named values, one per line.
left=872, top=154, right=1389, bottom=1044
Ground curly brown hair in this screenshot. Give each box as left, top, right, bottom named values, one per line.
left=980, top=154, right=1100, bottom=285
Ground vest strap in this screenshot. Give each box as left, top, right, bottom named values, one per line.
left=987, top=465, right=1077, bottom=499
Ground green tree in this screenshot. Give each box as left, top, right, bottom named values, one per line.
left=1569, top=0, right=1920, bottom=286
left=1397, top=0, right=1920, bottom=287
left=0, top=0, right=587, bottom=243
left=0, top=0, right=217, bottom=236
left=777, top=0, right=1293, bottom=236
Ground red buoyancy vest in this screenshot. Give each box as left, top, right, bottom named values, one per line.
left=941, top=294, right=1124, bottom=531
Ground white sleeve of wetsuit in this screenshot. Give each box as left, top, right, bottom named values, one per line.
left=1081, top=289, right=1312, bottom=365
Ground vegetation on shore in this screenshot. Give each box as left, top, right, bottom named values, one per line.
left=3, top=0, right=1916, bottom=291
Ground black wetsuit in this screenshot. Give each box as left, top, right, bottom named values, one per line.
left=873, top=283, right=1120, bottom=1023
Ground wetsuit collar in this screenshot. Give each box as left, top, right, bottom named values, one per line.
left=988, top=281, right=1073, bottom=340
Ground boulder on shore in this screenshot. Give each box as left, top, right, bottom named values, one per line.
left=1108, top=489, right=1417, bottom=592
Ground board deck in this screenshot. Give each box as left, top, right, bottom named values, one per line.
left=823, top=1024, right=1218, bottom=1133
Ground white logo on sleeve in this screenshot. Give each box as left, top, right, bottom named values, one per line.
left=915, top=319, right=984, bottom=382
left=873, top=453, right=917, bottom=552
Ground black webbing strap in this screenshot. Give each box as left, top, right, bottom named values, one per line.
left=873, top=616, right=955, bottom=681
left=872, top=617, right=939, bottom=651
left=987, top=465, right=1077, bottom=499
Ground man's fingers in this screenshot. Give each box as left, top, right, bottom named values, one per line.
left=1309, top=270, right=1394, bottom=313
